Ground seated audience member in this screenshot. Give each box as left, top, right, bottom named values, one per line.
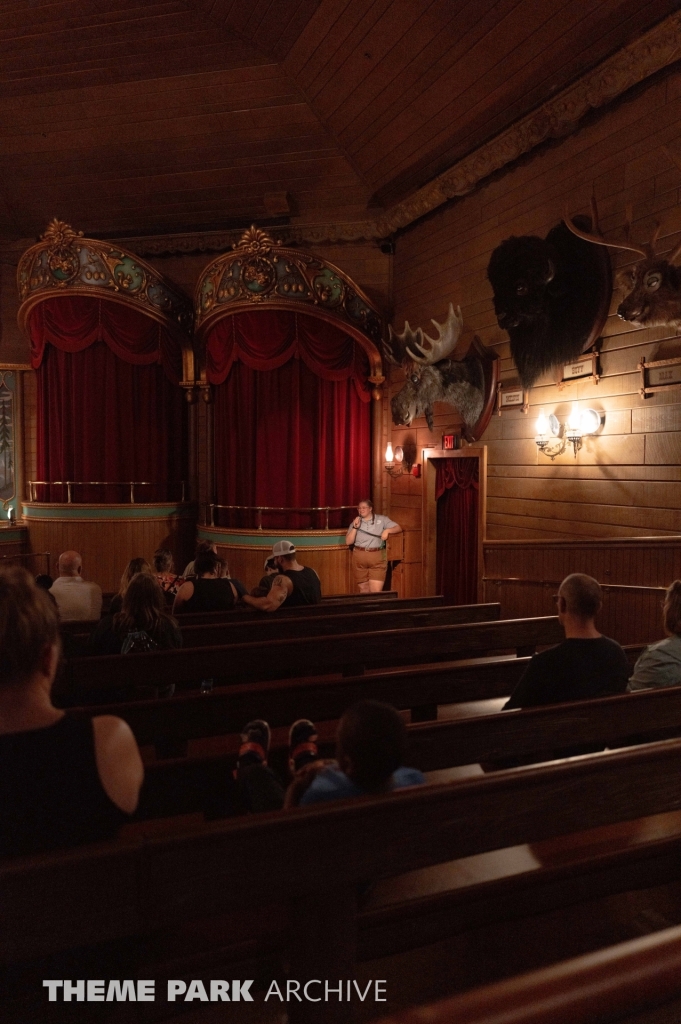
left=235, top=719, right=320, bottom=813
left=90, top=573, right=182, bottom=655
left=504, top=573, right=630, bottom=709
left=182, top=540, right=215, bottom=579
left=0, top=566, right=143, bottom=857
left=35, top=574, right=57, bottom=607
left=49, top=550, right=102, bottom=622
left=153, top=548, right=183, bottom=598
left=293, top=701, right=425, bottom=807
left=629, top=580, right=681, bottom=690
left=242, top=541, right=321, bottom=612
left=108, top=557, right=153, bottom=615
left=173, top=548, right=237, bottom=614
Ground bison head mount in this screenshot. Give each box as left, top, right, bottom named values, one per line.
left=384, top=304, right=498, bottom=442
left=487, top=209, right=612, bottom=389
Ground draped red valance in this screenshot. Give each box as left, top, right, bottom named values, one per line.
left=206, top=309, right=371, bottom=402
left=435, top=456, right=479, bottom=499
left=29, top=297, right=182, bottom=383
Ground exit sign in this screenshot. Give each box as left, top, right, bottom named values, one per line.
left=442, top=434, right=456, bottom=450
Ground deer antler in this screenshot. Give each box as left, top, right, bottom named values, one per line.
left=563, top=196, right=650, bottom=260
left=385, top=304, right=464, bottom=367
left=662, top=146, right=681, bottom=264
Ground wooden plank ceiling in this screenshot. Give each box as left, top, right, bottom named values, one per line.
left=0, top=0, right=678, bottom=240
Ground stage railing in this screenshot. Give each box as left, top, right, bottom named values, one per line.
left=27, top=481, right=188, bottom=503
left=207, top=503, right=355, bottom=530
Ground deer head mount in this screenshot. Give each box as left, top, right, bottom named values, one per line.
left=564, top=164, right=681, bottom=330
left=384, top=305, right=498, bottom=441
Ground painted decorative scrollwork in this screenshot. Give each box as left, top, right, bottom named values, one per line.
left=17, top=219, right=194, bottom=339
left=195, top=226, right=383, bottom=346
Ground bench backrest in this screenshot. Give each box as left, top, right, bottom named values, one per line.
left=76, top=654, right=530, bottom=742
left=4, top=737, right=681, bottom=966
left=60, top=615, right=564, bottom=698
left=372, top=925, right=681, bottom=1024
left=178, top=601, right=500, bottom=647
left=57, top=592, right=441, bottom=635
left=138, top=680, right=681, bottom=817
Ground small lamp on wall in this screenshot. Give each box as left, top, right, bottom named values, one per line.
left=5, top=507, right=15, bottom=525
left=535, top=404, right=602, bottom=459
left=384, top=443, right=406, bottom=477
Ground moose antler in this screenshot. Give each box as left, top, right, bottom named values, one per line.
left=385, top=303, right=464, bottom=366
left=563, top=195, right=650, bottom=260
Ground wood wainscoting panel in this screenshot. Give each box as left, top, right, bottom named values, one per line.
left=483, top=537, right=681, bottom=646
left=24, top=510, right=196, bottom=594
left=208, top=540, right=352, bottom=597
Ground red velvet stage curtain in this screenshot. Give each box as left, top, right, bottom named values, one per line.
left=30, top=298, right=185, bottom=504
left=435, top=458, right=479, bottom=605
left=208, top=310, right=371, bottom=530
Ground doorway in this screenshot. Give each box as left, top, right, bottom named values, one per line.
left=422, top=448, right=486, bottom=602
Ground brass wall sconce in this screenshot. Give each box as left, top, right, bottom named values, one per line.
left=535, top=404, right=602, bottom=459
left=384, top=443, right=420, bottom=477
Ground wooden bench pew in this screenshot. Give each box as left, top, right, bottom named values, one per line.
left=136, top=679, right=681, bottom=820
left=74, top=654, right=531, bottom=743
left=57, top=591, right=440, bottom=636
left=75, top=644, right=644, bottom=751
left=58, top=615, right=564, bottom=702
left=6, top=739, right=681, bottom=1024
left=69, top=602, right=502, bottom=652
left=178, top=601, right=500, bottom=648
left=374, top=924, right=681, bottom=1024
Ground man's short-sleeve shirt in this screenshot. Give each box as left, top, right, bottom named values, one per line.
left=350, top=514, right=397, bottom=550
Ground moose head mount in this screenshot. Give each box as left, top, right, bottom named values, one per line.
left=564, top=175, right=681, bottom=331
left=487, top=214, right=612, bottom=389
left=384, top=304, right=498, bottom=442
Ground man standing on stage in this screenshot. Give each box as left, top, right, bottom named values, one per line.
left=346, top=499, right=402, bottom=594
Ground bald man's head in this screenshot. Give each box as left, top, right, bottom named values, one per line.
left=58, top=551, right=82, bottom=577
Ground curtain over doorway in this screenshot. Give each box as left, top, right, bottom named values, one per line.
left=435, top=456, right=479, bottom=605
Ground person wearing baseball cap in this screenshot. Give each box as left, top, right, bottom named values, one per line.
left=243, top=540, right=321, bottom=612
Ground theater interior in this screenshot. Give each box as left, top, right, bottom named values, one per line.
left=3, top=2, right=681, bottom=1022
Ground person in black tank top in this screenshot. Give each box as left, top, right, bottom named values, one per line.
left=281, top=566, right=322, bottom=606
left=0, top=566, right=144, bottom=858
left=243, top=541, right=321, bottom=613
left=173, top=548, right=237, bottom=614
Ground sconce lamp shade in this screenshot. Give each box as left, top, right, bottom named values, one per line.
left=394, top=446, right=404, bottom=463
left=385, top=442, right=394, bottom=463
left=535, top=408, right=548, bottom=438
left=579, top=407, right=601, bottom=435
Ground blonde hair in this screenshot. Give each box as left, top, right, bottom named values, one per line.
left=663, top=580, right=681, bottom=636
left=0, top=565, right=59, bottom=686
left=118, top=558, right=152, bottom=596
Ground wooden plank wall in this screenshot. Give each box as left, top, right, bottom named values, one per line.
left=388, top=64, right=681, bottom=596
left=484, top=538, right=681, bottom=646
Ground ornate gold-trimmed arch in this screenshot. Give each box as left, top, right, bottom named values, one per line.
left=17, top=219, right=195, bottom=382
left=194, top=226, right=384, bottom=397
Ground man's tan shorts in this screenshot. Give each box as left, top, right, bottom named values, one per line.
left=352, top=547, right=386, bottom=584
